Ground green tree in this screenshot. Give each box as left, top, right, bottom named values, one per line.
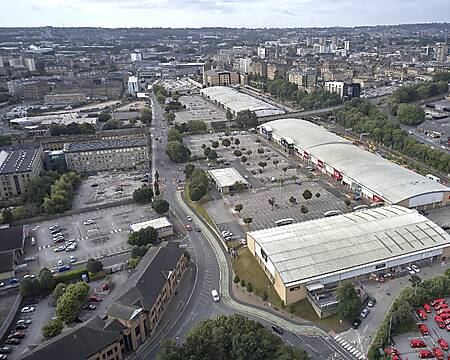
left=211, top=140, right=219, bottom=149
left=53, top=283, right=66, bottom=301
left=42, top=318, right=64, bottom=340
left=273, top=159, right=280, bottom=168
left=258, top=161, right=267, bottom=171
left=396, top=103, right=425, bottom=125
left=234, top=138, right=240, bottom=147
left=315, top=192, right=321, bottom=198
left=262, top=290, right=269, bottom=302
left=168, top=128, right=183, bottom=143
left=246, top=150, right=253, bottom=158
left=246, top=282, right=253, bottom=293
left=243, top=217, right=253, bottom=228
left=131, top=245, right=148, bottom=259
left=189, top=187, right=204, bottom=201
left=207, top=149, right=217, bottom=160
left=156, top=315, right=308, bottom=360
left=165, top=141, right=191, bottom=163
left=235, top=110, right=258, bottom=128
left=184, top=163, right=195, bottom=178
left=233, top=149, right=243, bottom=158
left=56, top=282, right=89, bottom=324
left=240, top=279, right=246, bottom=287
left=344, top=199, right=351, bottom=207
left=39, top=268, right=56, bottom=293
left=133, top=186, right=154, bottom=204
left=1, top=209, right=12, bottom=224
left=102, top=118, right=121, bottom=130
left=241, top=155, right=248, bottom=163
left=302, top=189, right=312, bottom=201
left=98, top=112, right=111, bottom=122
left=300, top=205, right=309, bottom=214
left=128, top=227, right=158, bottom=246
left=257, top=147, right=264, bottom=154
left=233, top=275, right=240, bottom=284
left=152, top=199, right=169, bottom=214
left=20, top=278, right=41, bottom=297
left=140, top=107, right=152, bottom=124
left=336, top=283, right=361, bottom=320
left=409, top=274, right=422, bottom=295
left=268, top=197, right=276, bottom=208
left=0, top=135, right=12, bottom=146
left=289, top=196, right=297, bottom=205
left=86, top=258, right=103, bottom=274
left=222, top=138, right=231, bottom=148
left=203, top=146, right=211, bottom=157
left=234, top=204, right=243, bottom=213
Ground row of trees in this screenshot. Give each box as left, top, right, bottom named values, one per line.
left=185, top=164, right=209, bottom=202
left=174, top=120, right=208, bottom=134
left=388, top=77, right=449, bottom=115
left=48, top=122, right=96, bottom=136
left=368, top=271, right=450, bottom=359
left=153, top=84, right=168, bottom=104
left=157, top=314, right=309, bottom=360
left=42, top=172, right=82, bottom=214
left=19, top=268, right=56, bottom=297
left=235, top=110, right=258, bottom=129
left=265, top=78, right=342, bottom=109
left=165, top=100, right=185, bottom=112
left=336, top=98, right=450, bottom=174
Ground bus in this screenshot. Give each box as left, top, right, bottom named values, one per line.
left=323, top=210, right=342, bottom=217
left=275, top=218, right=294, bottom=227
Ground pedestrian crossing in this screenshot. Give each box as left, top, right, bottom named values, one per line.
left=110, top=228, right=123, bottom=234
left=334, top=335, right=365, bottom=360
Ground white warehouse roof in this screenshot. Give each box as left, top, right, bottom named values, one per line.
left=248, top=205, right=450, bottom=286
left=264, top=118, right=449, bottom=205
left=200, top=86, right=285, bottom=117
left=130, top=217, right=172, bottom=232
left=208, top=167, right=248, bottom=188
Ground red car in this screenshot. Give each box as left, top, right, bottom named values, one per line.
left=438, top=308, right=450, bottom=315
left=186, top=224, right=192, bottom=231
left=433, top=347, right=445, bottom=360
left=392, top=356, right=401, bottom=360
left=418, top=323, right=430, bottom=335
left=101, top=283, right=109, bottom=291
left=417, top=309, right=428, bottom=320
left=446, top=324, right=450, bottom=331
left=384, top=347, right=399, bottom=355
left=423, top=303, right=432, bottom=313
left=89, top=295, right=102, bottom=302
left=410, top=339, right=427, bottom=348
left=438, top=339, right=449, bottom=351
left=441, top=313, right=450, bottom=320
left=431, top=299, right=446, bottom=306
left=419, top=350, right=434, bottom=358
left=435, top=315, right=446, bottom=328
left=436, top=303, right=449, bottom=310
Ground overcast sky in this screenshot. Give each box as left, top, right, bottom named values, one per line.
left=0, top=0, right=449, bottom=28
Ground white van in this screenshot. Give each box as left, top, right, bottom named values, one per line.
left=31, top=237, right=36, bottom=246
left=211, top=289, right=220, bottom=302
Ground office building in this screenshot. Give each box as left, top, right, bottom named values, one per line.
left=203, top=69, right=239, bottom=87
left=344, top=41, right=350, bottom=51
left=324, top=81, right=361, bottom=100
left=64, top=139, right=148, bottom=172
left=127, top=76, right=139, bottom=94
left=130, top=52, right=142, bottom=62
left=0, top=144, right=43, bottom=202
left=23, top=58, right=36, bottom=72
left=436, top=43, right=449, bottom=63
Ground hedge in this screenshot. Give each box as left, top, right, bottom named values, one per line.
left=54, top=267, right=88, bottom=284
left=368, top=272, right=450, bottom=359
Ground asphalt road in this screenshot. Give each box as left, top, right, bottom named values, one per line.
left=139, top=93, right=357, bottom=360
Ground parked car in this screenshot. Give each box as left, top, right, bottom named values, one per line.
left=17, top=319, right=32, bottom=325
left=186, top=224, right=192, bottom=231
left=271, top=325, right=283, bottom=335
left=384, top=347, right=399, bottom=355
left=0, top=347, right=12, bottom=354
left=89, top=295, right=102, bottom=302
left=435, top=315, right=445, bottom=328
left=436, top=303, right=449, bottom=310
left=432, top=347, right=444, bottom=360
left=57, top=259, right=64, bottom=266
left=83, top=219, right=95, bottom=225
left=15, top=323, right=27, bottom=330
left=438, top=338, right=449, bottom=350
left=69, top=256, right=76, bottom=263
left=410, top=339, right=427, bottom=348
left=431, top=298, right=446, bottom=306
left=412, top=264, right=420, bottom=273
left=406, top=267, right=415, bottom=275
left=58, top=265, right=71, bottom=272
left=21, top=306, right=35, bottom=313
left=101, top=283, right=109, bottom=291
left=83, top=304, right=96, bottom=310
left=367, top=298, right=376, bottom=307
left=352, top=319, right=361, bottom=329
left=360, top=308, right=370, bottom=318
left=8, top=331, right=25, bottom=339
left=418, top=323, right=430, bottom=335
left=5, top=338, right=20, bottom=345
left=187, top=216, right=192, bottom=221
left=0, top=354, right=7, bottom=360
left=9, top=278, right=19, bottom=285
left=54, top=246, right=65, bottom=252
left=418, top=350, right=434, bottom=359
left=417, top=309, right=428, bottom=320
left=423, top=303, right=432, bottom=312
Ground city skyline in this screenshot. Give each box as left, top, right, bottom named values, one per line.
left=0, top=0, right=450, bottom=28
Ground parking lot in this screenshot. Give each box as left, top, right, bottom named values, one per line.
left=26, top=203, right=158, bottom=272
left=73, top=171, right=146, bottom=209
left=186, top=131, right=353, bottom=231
left=176, top=94, right=227, bottom=124
left=2, top=271, right=129, bottom=360
left=393, top=297, right=450, bottom=359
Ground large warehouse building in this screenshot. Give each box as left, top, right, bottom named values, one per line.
left=200, top=86, right=285, bottom=117
left=247, top=206, right=450, bottom=306
left=259, top=118, right=450, bottom=209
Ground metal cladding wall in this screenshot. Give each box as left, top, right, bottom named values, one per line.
left=408, top=192, right=444, bottom=208
left=254, top=241, right=276, bottom=278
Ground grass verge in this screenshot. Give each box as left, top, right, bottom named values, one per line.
left=183, top=186, right=215, bottom=228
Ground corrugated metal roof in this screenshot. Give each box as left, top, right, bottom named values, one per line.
left=248, top=206, right=450, bottom=285
left=265, top=118, right=449, bottom=204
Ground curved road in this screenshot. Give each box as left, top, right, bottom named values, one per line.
left=136, top=93, right=356, bottom=360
